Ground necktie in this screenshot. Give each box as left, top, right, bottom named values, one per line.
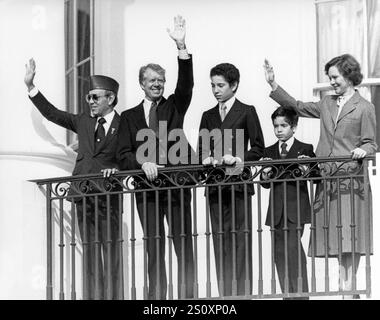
left=95, top=117, right=106, bottom=150
left=220, top=104, right=227, bottom=122
left=149, top=101, right=159, bottom=135
left=280, top=142, right=288, bottom=158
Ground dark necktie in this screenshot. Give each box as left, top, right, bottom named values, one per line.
left=149, top=101, right=159, bottom=135
left=280, top=142, right=288, bottom=158
left=95, top=117, right=106, bottom=150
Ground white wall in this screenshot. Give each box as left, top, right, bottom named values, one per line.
left=0, top=0, right=76, bottom=299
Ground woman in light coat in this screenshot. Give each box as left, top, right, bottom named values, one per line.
left=263, top=54, right=377, bottom=299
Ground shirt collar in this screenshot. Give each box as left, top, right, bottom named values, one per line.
left=338, top=90, right=355, bottom=106
left=100, top=110, right=115, bottom=124
left=278, top=136, right=295, bottom=152
left=219, top=95, right=236, bottom=114
left=143, top=98, right=162, bottom=120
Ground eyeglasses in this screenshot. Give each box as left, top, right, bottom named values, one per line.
left=85, top=93, right=109, bottom=103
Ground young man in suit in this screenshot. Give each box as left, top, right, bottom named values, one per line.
left=116, top=15, right=195, bottom=299
left=24, top=59, right=122, bottom=300
left=198, top=63, right=265, bottom=297
left=261, top=106, right=316, bottom=298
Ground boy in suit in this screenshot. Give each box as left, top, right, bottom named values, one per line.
left=261, top=106, right=316, bottom=298
left=198, top=63, right=264, bottom=296
left=24, top=59, right=122, bottom=299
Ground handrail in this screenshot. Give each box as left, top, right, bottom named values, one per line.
left=29, top=155, right=375, bottom=185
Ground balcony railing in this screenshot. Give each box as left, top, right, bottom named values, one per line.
left=30, top=156, right=375, bottom=300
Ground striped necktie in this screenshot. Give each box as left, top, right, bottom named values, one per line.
left=149, top=101, right=159, bottom=135
left=280, top=142, right=288, bottom=158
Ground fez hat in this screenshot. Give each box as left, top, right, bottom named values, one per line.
left=90, top=75, right=119, bottom=95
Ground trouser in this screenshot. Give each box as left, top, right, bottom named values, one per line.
left=76, top=195, right=123, bottom=300
left=136, top=188, right=194, bottom=300
left=208, top=191, right=252, bottom=296
left=274, top=216, right=308, bottom=296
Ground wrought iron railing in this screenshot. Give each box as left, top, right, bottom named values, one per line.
left=31, top=155, right=374, bottom=300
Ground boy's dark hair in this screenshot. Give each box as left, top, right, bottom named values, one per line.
left=210, top=63, right=240, bottom=92
left=271, top=106, right=299, bottom=127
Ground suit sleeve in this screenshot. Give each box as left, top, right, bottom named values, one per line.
left=359, top=103, right=377, bottom=155
left=197, top=112, right=211, bottom=163
left=270, top=85, right=323, bottom=119
left=245, top=106, right=265, bottom=161
left=30, top=91, right=79, bottom=132
left=172, top=56, right=194, bottom=115
left=116, top=111, right=141, bottom=170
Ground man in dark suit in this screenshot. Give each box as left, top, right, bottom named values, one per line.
left=24, top=58, right=122, bottom=300
left=261, top=106, right=316, bottom=298
left=198, top=63, right=265, bottom=297
left=116, top=15, right=195, bottom=300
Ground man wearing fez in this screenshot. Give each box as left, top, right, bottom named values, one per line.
left=24, top=58, right=122, bottom=300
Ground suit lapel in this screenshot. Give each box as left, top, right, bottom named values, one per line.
left=287, top=138, right=301, bottom=158
left=134, top=102, right=149, bottom=129
left=93, top=112, right=120, bottom=156
left=209, top=105, right=222, bottom=127
left=156, top=97, right=167, bottom=122
left=221, top=99, right=243, bottom=129
left=337, top=91, right=359, bottom=123
left=329, top=95, right=339, bottom=126
left=267, top=142, right=280, bottom=159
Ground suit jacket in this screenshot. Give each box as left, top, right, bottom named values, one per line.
left=270, top=86, right=377, bottom=157
left=116, top=57, right=196, bottom=189
left=198, top=98, right=265, bottom=195
left=261, top=139, right=315, bottom=226
left=30, top=92, right=121, bottom=196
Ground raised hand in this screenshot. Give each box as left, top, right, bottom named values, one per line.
left=24, top=58, right=36, bottom=91
left=263, top=59, right=277, bottom=90
left=167, top=15, right=186, bottom=49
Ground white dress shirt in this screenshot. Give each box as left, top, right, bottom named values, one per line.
left=96, top=110, right=115, bottom=135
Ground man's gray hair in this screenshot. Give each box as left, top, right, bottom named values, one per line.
left=139, top=63, right=166, bottom=84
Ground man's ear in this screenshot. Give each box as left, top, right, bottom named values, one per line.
left=231, top=81, right=239, bottom=92
left=108, top=94, right=116, bottom=106
left=292, top=125, right=297, bottom=133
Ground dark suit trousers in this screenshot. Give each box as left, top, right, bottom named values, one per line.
left=208, top=190, right=252, bottom=296
left=76, top=195, right=123, bottom=300
left=274, top=216, right=309, bottom=296
left=136, top=188, right=194, bottom=300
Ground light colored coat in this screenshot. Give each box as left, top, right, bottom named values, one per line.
left=270, top=85, right=376, bottom=256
